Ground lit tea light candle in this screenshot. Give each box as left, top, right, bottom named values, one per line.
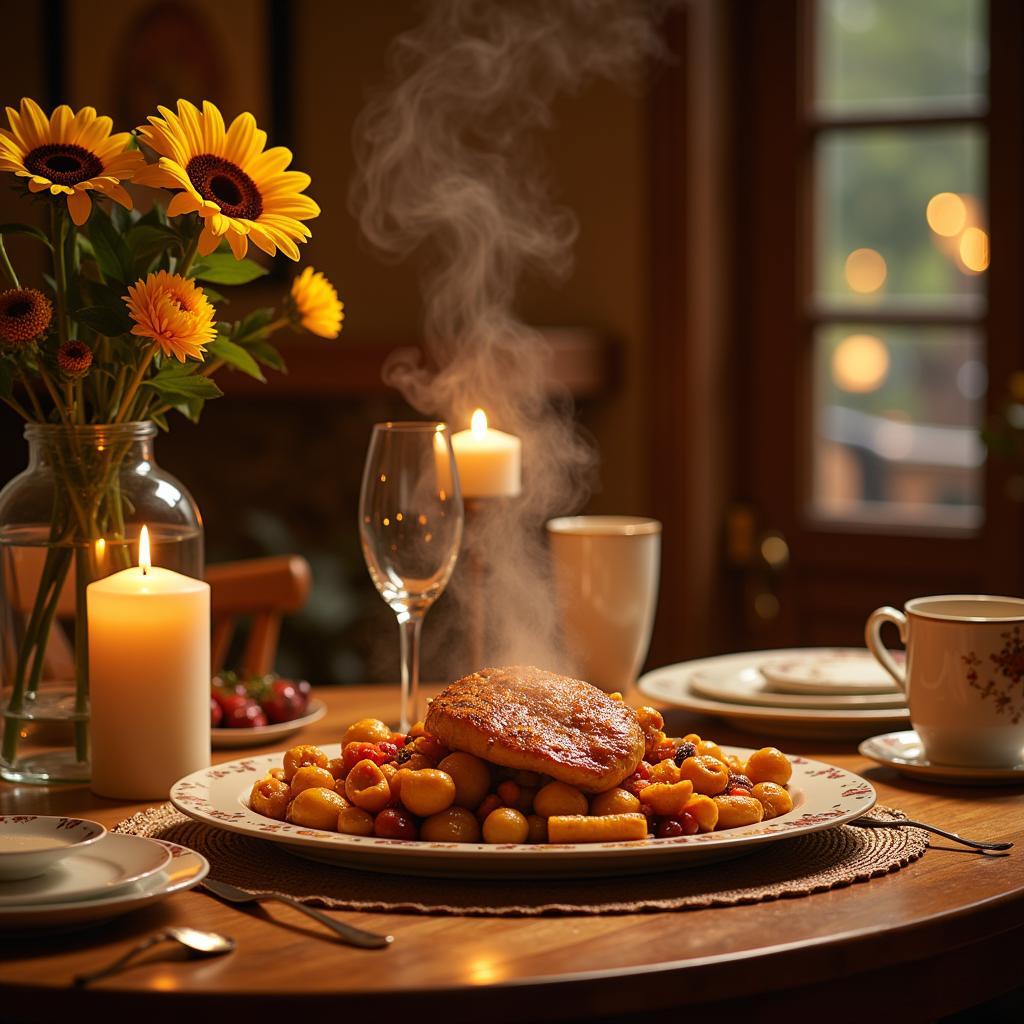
left=87, top=526, right=210, bottom=799
left=450, top=409, right=522, bottom=498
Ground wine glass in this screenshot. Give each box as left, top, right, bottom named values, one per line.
left=359, top=422, right=464, bottom=732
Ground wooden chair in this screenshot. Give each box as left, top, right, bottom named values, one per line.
left=207, top=555, right=312, bottom=677
left=9, top=554, right=312, bottom=681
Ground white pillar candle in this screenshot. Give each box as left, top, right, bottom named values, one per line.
left=87, top=527, right=210, bottom=799
left=450, top=409, right=522, bottom=498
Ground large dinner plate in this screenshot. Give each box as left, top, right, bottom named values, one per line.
left=639, top=650, right=911, bottom=740
left=170, top=744, right=876, bottom=879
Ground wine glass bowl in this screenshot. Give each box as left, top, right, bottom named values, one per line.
left=359, top=423, right=463, bottom=730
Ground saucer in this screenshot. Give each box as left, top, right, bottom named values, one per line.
left=759, top=649, right=900, bottom=695
left=859, top=730, right=1024, bottom=786
left=0, top=839, right=209, bottom=930
left=0, top=815, right=106, bottom=881
left=0, top=833, right=170, bottom=907
left=689, top=665, right=906, bottom=710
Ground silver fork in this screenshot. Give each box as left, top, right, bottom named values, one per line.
left=852, top=815, right=1013, bottom=851
left=201, top=878, right=393, bottom=949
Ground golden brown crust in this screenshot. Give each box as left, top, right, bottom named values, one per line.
left=424, top=666, right=645, bottom=793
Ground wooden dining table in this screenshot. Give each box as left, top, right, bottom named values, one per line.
left=1, top=682, right=1021, bottom=1022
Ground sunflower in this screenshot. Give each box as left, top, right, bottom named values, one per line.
left=0, top=288, right=52, bottom=347
left=0, top=98, right=143, bottom=226
left=290, top=267, right=344, bottom=339
left=124, top=271, right=216, bottom=363
left=134, top=100, right=319, bottom=261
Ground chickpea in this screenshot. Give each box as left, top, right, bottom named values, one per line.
left=286, top=787, right=347, bottom=830
left=342, top=718, right=392, bottom=746
left=713, top=794, right=764, bottom=830
left=282, top=744, right=330, bottom=782
left=421, top=806, right=482, bottom=843
left=751, top=781, right=793, bottom=819
left=638, top=780, right=694, bottom=817
left=399, top=768, right=456, bottom=817
left=337, top=805, right=375, bottom=836
left=746, top=747, right=792, bottom=786
left=590, top=787, right=642, bottom=816
left=482, top=807, right=530, bottom=844
left=249, top=776, right=290, bottom=820
left=645, top=729, right=668, bottom=758
left=635, top=706, right=665, bottom=734
left=724, top=754, right=747, bottom=776
left=290, top=764, right=337, bottom=798
left=649, top=759, right=682, bottom=784
left=345, top=759, right=392, bottom=813
left=402, top=753, right=433, bottom=772
left=326, top=757, right=346, bottom=781
left=695, top=739, right=725, bottom=763
left=526, top=814, right=548, bottom=844
left=534, top=781, right=588, bottom=818
left=268, top=767, right=286, bottom=782
left=683, top=794, right=719, bottom=833
left=408, top=720, right=426, bottom=738
left=682, top=733, right=702, bottom=746
left=412, top=734, right=448, bottom=764
left=677, top=755, right=730, bottom=796
left=608, top=691, right=624, bottom=701
left=380, top=762, right=400, bottom=786
left=438, top=752, right=491, bottom=810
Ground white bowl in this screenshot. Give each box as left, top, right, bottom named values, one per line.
left=0, top=816, right=107, bottom=881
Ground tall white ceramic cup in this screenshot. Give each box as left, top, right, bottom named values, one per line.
left=546, top=516, right=661, bottom=693
left=865, top=595, right=1024, bottom=768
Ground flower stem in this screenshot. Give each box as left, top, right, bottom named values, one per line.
left=2, top=394, right=31, bottom=420
left=179, top=224, right=201, bottom=277
left=115, top=345, right=157, bottom=424
left=18, top=371, right=46, bottom=421
left=0, top=236, right=19, bottom=288
left=50, top=206, right=69, bottom=346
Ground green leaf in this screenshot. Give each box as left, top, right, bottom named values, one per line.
left=207, top=336, right=265, bottom=381
left=246, top=340, right=287, bottom=373
left=110, top=203, right=132, bottom=236
left=150, top=410, right=170, bottom=431
left=0, top=223, right=52, bottom=250
left=172, top=397, right=206, bottom=423
left=201, top=284, right=227, bottom=305
left=191, top=254, right=269, bottom=285
left=143, top=364, right=223, bottom=401
left=234, top=307, right=275, bottom=344
left=72, top=305, right=132, bottom=337
left=126, top=225, right=181, bottom=274
left=87, top=207, right=133, bottom=284
left=137, top=204, right=168, bottom=229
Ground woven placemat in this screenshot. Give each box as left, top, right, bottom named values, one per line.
left=113, top=804, right=927, bottom=917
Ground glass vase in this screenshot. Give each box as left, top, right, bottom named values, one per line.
left=0, top=422, right=203, bottom=784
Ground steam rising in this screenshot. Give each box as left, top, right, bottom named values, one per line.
left=351, top=0, right=666, bottom=674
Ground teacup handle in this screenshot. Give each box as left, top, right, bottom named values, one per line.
left=865, top=606, right=908, bottom=692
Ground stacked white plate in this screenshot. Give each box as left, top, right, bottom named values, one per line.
left=638, top=647, right=910, bottom=740
left=0, top=818, right=209, bottom=930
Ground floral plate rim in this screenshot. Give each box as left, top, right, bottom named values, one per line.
left=859, top=730, right=1024, bottom=784
left=170, top=744, right=876, bottom=869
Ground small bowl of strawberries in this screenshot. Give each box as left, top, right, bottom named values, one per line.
left=211, top=672, right=326, bottom=748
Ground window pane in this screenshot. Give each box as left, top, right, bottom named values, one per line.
left=815, top=126, right=986, bottom=310
left=811, top=323, right=984, bottom=528
left=816, top=0, right=986, bottom=114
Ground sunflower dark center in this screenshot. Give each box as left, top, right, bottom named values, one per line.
left=7, top=300, right=32, bottom=318
left=24, top=143, right=103, bottom=186
left=185, top=154, right=263, bottom=219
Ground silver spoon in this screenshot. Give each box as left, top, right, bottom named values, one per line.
left=74, top=927, right=235, bottom=986
left=852, top=815, right=1013, bottom=851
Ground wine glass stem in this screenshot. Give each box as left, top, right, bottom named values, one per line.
left=397, top=612, right=425, bottom=733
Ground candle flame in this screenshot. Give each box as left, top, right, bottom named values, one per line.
left=139, top=525, right=151, bottom=575
left=94, top=537, right=106, bottom=562
left=471, top=408, right=488, bottom=435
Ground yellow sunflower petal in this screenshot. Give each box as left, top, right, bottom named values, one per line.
left=66, top=188, right=92, bottom=226
left=223, top=112, right=262, bottom=166
left=175, top=100, right=204, bottom=155
left=26, top=177, right=50, bottom=192
left=225, top=226, right=248, bottom=260
left=18, top=98, right=50, bottom=150
left=201, top=100, right=226, bottom=152
left=94, top=178, right=133, bottom=210
left=166, top=190, right=201, bottom=217
left=197, top=223, right=221, bottom=256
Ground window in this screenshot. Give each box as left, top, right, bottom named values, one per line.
left=808, top=0, right=988, bottom=529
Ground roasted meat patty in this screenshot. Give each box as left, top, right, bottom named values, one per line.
left=424, top=666, right=645, bottom=793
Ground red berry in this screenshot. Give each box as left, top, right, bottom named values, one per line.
left=210, top=696, right=223, bottom=728
left=260, top=680, right=305, bottom=724
left=376, top=742, right=399, bottom=763
left=680, top=811, right=699, bottom=835
left=389, top=732, right=408, bottom=747
left=656, top=818, right=685, bottom=838
left=374, top=808, right=417, bottom=840
left=224, top=700, right=267, bottom=728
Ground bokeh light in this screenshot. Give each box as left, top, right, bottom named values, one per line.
left=844, top=247, right=887, bottom=293
left=958, top=226, right=989, bottom=272
left=926, top=192, right=968, bottom=237
left=831, top=333, right=890, bottom=393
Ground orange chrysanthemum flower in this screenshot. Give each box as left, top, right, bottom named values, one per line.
left=134, top=99, right=319, bottom=261
left=124, top=271, right=216, bottom=362
left=0, top=98, right=143, bottom=225
left=0, top=287, right=52, bottom=347
left=290, top=267, right=343, bottom=339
